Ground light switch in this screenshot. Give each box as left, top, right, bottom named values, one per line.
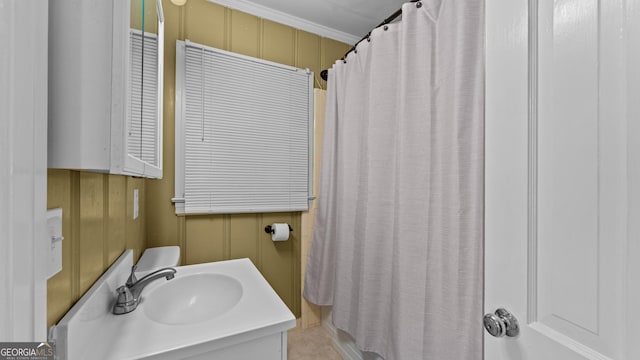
left=133, top=189, right=139, bottom=220
left=46, top=208, right=63, bottom=279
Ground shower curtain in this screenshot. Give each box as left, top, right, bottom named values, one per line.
left=303, top=1, right=484, bottom=359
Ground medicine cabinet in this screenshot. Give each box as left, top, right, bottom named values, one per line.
left=48, top=0, right=164, bottom=179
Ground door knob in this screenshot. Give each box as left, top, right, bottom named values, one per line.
left=483, top=308, right=519, bottom=337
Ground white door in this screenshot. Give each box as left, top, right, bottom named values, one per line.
left=485, top=0, right=640, bottom=359
left=0, top=0, right=49, bottom=340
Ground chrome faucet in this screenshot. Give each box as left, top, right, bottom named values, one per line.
left=112, top=265, right=176, bottom=315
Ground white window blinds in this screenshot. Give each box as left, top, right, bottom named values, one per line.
left=128, top=29, right=159, bottom=168
left=174, top=40, right=313, bottom=214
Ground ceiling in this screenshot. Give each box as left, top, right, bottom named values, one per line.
left=206, top=0, right=408, bottom=44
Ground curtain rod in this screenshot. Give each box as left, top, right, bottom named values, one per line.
left=319, top=0, right=421, bottom=81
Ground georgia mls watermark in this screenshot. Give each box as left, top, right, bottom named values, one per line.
left=0, top=343, right=54, bottom=360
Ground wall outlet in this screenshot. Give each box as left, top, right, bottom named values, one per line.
left=133, top=189, right=139, bottom=220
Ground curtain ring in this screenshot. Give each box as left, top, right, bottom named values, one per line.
left=383, top=25, right=389, bottom=31
left=354, top=49, right=358, bottom=54
left=367, top=36, right=371, bottom=42
left=416, top=1, right=422, bottom=8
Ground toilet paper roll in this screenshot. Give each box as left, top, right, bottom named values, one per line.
left=271, top=223, right=290, bottom=241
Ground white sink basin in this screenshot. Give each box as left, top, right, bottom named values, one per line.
left=143, top=273, right=243, bottom=325
left=52, top=251, right=296, bottom=360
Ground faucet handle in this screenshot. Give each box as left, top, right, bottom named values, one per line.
left=126, top=265, right=138, bottom=287
left=115, top=286, right=134, bottom=304
left=113, top=285, right=136, bottom=315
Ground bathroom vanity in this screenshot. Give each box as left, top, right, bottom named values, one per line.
left=50, top=250, right=296, bottom=359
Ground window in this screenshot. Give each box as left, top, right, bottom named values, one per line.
left=174, top=40, right=313, bottom=214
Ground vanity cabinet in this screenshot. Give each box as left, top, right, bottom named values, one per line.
left=48, top=0, right=164, bottom=178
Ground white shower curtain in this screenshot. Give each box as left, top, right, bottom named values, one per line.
left=303, top=1, right=484, bottom=359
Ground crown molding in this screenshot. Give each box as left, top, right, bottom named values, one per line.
left=206, top=0, right=359, bottom=45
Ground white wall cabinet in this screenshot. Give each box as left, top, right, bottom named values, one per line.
left=48, top=0, right=164, bottom=179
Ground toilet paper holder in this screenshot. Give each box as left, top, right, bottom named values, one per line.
left=264, top=224, right=293, bottom=234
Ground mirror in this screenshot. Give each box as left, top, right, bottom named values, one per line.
left=130, top=0, right=158, bottom=34
left=127, top=0, right=164, bottom=173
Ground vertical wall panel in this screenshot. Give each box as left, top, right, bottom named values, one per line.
left=260, top=213, right=297, bottom=314
left=185, top=216, right=225, bottom=264
left=296, top=31, right=322, bottom=88
left=291, top=214, right=302, bottom=318
left=229, top=214, right=259, bottom=263
left=184, top=0, right=226, bottom=49
left=230, top=10, right=260, bottom=57
left=262, top=19, right=295, bottom=66
left=69, top=172, right=81, bottom=302
left=78, top=173, right=105, bottom=295
left=107, top=176, right=126, bottom=264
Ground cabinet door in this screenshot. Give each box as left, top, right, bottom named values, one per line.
left=49, top=0, right=162, bottom=177
left=127, top=0, right=163, bottom=178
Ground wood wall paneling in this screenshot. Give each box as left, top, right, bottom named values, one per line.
left=46, top=172, right=146, bottom=327
left=184, top=0, right=226, bottom=49
left=296, top=31, right=322, bottom=88
left=229, top=213, right=259, bottom=264
left=78, top=173, right=105, bottom=295
left=262, top=19, right=295, bottom=66
left=185, top=215, right=225, bottom=264
left=107, top=176, right=126, bottom=264
left=46, top=170, right=73, bottom=327
left=230, top=10, right=260, bottom=58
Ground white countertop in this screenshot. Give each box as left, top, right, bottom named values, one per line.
left=53, top=251, right=296, bottom=360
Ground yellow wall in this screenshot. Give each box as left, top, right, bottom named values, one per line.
left=46, top=170, right=146, bottom=327
left=130, top=0, right=159, bottom=34
left=145, top=0, right=351, bottom=318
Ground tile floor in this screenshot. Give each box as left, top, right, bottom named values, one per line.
left=288, top=325, right=342, bottom=360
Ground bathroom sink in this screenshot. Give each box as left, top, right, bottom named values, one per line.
left=143, top=273, right=243, bottom=325
left=52, top=252, right=295, bottom=359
